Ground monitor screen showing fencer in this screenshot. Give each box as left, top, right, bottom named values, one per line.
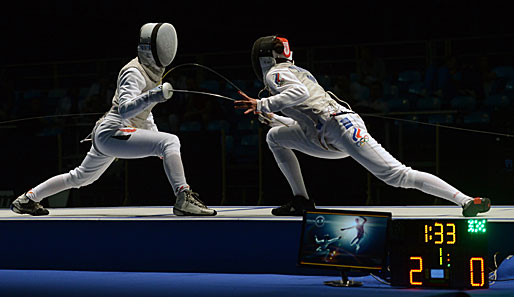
left=298, top=209, right=391, bottom=271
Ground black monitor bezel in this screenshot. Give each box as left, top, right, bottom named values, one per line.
left=297, top=208, right=392, bottom=272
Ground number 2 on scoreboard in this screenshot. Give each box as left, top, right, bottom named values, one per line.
left=409, top=256, right=423, bottom=285
left=409, top=256, right=486, bottom=287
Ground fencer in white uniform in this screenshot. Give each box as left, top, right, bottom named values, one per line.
left=235, top=35, right=490, bottom=217
left=11, top=23, right=216, bottom=216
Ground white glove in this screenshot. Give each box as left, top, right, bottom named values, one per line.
left=162, top=82, right=173, bottom=100
left=148, top=82, right=173, bottom=103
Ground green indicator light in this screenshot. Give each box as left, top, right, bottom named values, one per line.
left=467, top=219, right=487, bottom=233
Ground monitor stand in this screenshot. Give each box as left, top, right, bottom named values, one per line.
left=324, top=270, right=363, bottom=287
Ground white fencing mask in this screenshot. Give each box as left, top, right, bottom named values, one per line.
left=138, top=23, right=178, bottom=69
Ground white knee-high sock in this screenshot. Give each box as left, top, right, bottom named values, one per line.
left=26, top=174, right=69, bottom=202
left=163, top=152, right=189, bottom=196
left=411, top=171, right=473, bottom=206
left=271, top=147, right=310, bottom=199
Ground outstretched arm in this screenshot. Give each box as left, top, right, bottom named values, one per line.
left=257, top=68, right=309, bottom=113
left=234, top=67, right=309, bottom=115
left=327, top=237, right=341, bottom=244
left=117, top=68, right=173, bottom=121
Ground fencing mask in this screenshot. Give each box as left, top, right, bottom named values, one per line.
left=251, top=35, right=293, bottom=82
left=138, top=23, right=178, bottom=69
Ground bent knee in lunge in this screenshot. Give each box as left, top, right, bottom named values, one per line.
left=160, top=133, right=181, bottom=154
left=266, top=127, right=280, bottom=147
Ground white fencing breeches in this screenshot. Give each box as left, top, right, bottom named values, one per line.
left=27, top=126, right=188, bottom=202
left=266, top=113, right=473, bottom=206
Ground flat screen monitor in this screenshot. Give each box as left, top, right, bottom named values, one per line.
left=298, top=209, right=391, bottom=272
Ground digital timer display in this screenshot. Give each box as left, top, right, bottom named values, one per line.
left=424, top=222, right=455, bottom=244
left=390, top=219, right=488, bottom=289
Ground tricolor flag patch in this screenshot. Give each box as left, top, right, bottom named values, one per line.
left=340, top=117, right=353, bottom=129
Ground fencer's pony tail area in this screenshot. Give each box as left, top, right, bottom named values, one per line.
left=274, top=58, right=291, bottom=64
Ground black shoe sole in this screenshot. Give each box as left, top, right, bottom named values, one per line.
left=271, top=208, right=304, bottom=216
left=272, top=196, right=316, bottom=216
left=462, top=198, right=491, bottom=217
left=10, top=204, right=49, bottom=216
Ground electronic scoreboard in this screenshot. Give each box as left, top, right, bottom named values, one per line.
left=390, top=219, right=488, bottom=289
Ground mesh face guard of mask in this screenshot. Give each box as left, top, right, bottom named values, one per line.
left=138, top=23, right=178, bottom=68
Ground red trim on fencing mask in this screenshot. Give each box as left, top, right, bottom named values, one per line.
left=276, top=37, right=291, bottom=58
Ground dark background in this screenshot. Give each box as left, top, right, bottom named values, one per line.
left=2, top=1, right=513, bottom=65
left=1, top=0, right=513, bottom=209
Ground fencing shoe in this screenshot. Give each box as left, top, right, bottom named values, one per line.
left=11, top=193, right=49, bottom=216
left=462, top=197, right=491, bottom=217
left=271, top=195, right=316, bottom=216
left=173, top=189, right=217, bottom=216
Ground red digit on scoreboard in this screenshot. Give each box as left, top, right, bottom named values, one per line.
left=409, top=256, right=423, bottom=286
left=470, top=257, right=485, bottom=287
